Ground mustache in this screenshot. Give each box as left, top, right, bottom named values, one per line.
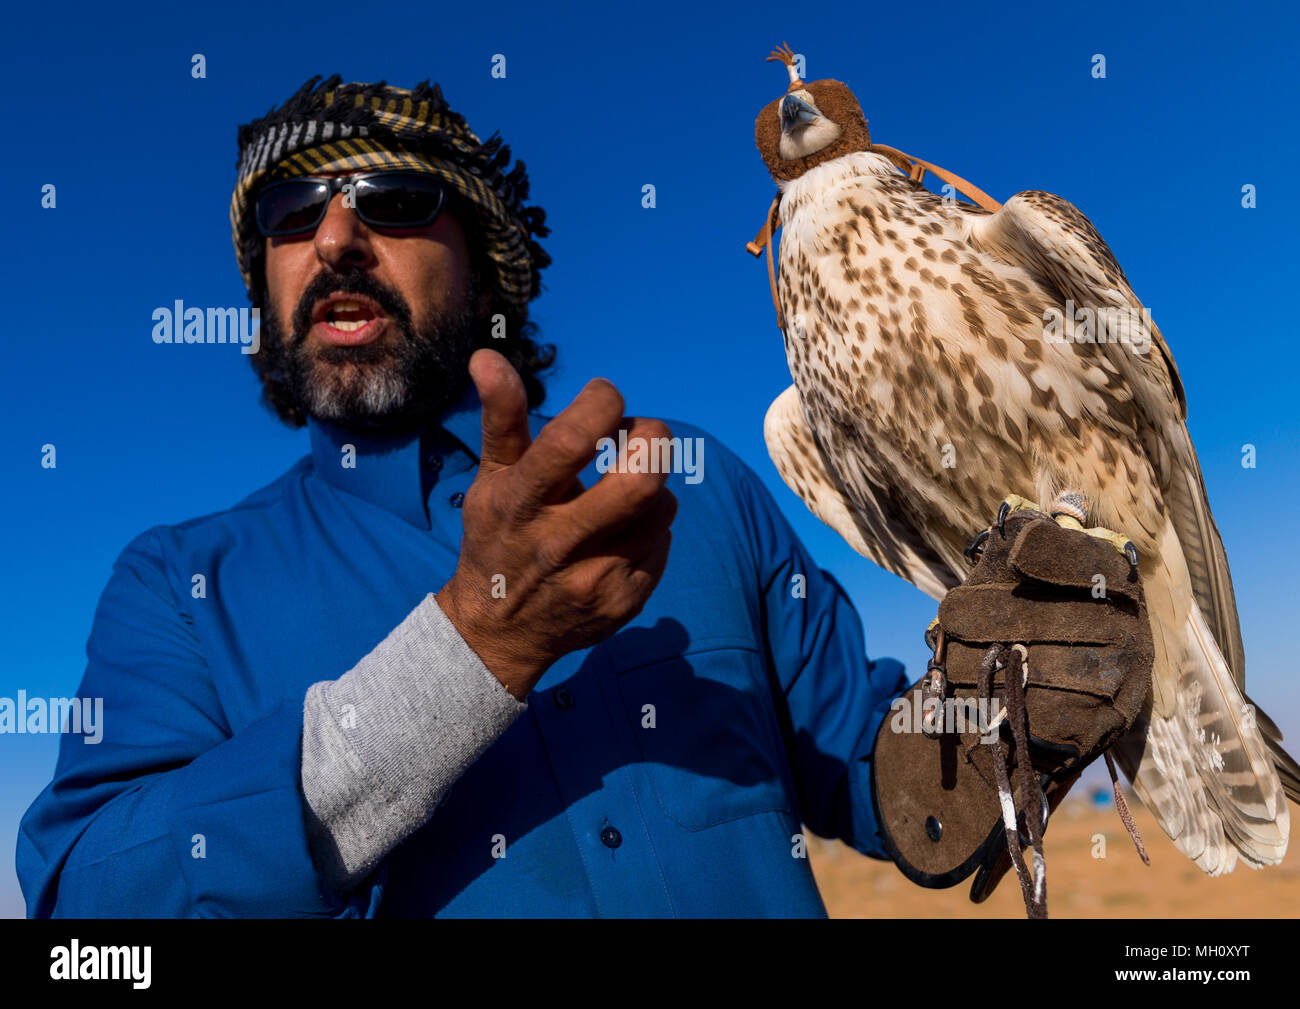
left=289, top=270, right=415, bottom=344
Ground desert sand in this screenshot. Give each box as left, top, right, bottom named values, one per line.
left=808, top=793, right=1300, bottom=918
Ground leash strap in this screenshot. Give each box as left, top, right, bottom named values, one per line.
left=865, top=144, right=1004, bottom=214
left=746, top=196, right=783, bottom=330
left=977, top=644, right=1149, bottom=918
left=1105, top=750, right=1151, bottom=865
left=980, top=643, right=1048, bottom=919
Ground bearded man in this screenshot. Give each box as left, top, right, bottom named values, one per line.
left=17, top=76, right=1147, bottom=918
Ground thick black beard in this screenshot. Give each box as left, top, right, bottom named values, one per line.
left=259, top=268, right=480, bottom=437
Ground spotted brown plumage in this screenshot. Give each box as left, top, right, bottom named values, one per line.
left=755, top=51, right=1299, bottom=875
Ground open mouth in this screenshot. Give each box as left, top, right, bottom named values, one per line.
left=310, top=295, right=387, bottom=347
left=326, top=301, right=375, bottom=332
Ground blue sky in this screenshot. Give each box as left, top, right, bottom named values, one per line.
left=3, top=0, right=1298, bottom=916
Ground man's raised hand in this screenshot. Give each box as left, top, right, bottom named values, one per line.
left=436, top=349, right=677, bottom=699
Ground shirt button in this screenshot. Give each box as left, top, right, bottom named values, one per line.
left=554, top=687, right=576, bottom=709
left=600, top=826, right=623, bottom=849
left=425, top=453, right=443, bottom=475
left=449, top=492, right=465, bottom=508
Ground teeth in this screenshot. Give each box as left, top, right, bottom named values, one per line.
left=325, top=300, right=373, bottom=332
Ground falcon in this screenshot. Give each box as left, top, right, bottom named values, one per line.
left=753, top=44, right=1299, bottom=874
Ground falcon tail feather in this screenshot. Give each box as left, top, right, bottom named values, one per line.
left=1122, top=585, right=1288, bottom=871
left=1267, top=737, right=1300, bottom=804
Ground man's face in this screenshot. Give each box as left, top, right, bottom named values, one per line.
left=261, top=170, right=484, bottom=432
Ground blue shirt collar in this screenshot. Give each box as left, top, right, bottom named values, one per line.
left=307, top=385, right=484, bottom=529
left=438, top=387, right=485, bottom=464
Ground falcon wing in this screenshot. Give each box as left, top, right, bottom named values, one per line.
left=973, top=191, right=1247, bottom=683
left=764, top=384, right=958, bottom=601
left=973, top=192, right=1298, bottom=853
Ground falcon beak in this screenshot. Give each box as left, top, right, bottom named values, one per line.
left=780, top=93, right=820, bottom=133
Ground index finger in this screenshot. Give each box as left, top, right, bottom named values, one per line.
left=510, top=377, right=625, bottom=511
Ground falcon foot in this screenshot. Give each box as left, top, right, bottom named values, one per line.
left=963, top=528, right=990, bottom=564
left=1083, top=525, right=1141, bottom=577
left=924, top=616, right=940, bottom=650
left=989, top=491, right=1140, bottom=576
left=996, top=494, right=1051, bottom=538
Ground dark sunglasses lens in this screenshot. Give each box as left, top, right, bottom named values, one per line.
left=357, top=175, right=446, bottom=227
left=258, top=181, right=330, bottom=235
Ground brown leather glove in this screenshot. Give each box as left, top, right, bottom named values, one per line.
left=870, top=505, right=1154, bottom=912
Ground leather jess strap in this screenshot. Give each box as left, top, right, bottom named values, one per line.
left=747, top=196, right=785, bottom=329
left=866, top=144, right=1004, bottom=214
left=747, top=144, right=1003, bottom=332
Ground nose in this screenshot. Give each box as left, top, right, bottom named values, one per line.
left=312, top=191, right=377, bottom=272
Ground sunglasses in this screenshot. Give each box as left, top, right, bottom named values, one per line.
left=255, top=171, right=448, bottom=237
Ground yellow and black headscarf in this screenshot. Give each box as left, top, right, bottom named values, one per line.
left=231, top=75, right=550, bottom=312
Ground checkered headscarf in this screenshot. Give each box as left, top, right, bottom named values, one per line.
left=231, top=75, right=550, bottom=312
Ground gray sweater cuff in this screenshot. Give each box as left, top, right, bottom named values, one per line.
left=300, top=592, right=527, bottom=894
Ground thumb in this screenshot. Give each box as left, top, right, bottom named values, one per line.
left=469, top=348, right=531, bottom=474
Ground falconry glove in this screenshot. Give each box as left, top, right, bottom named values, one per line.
left=870, top=504, right=1155, bottom=918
